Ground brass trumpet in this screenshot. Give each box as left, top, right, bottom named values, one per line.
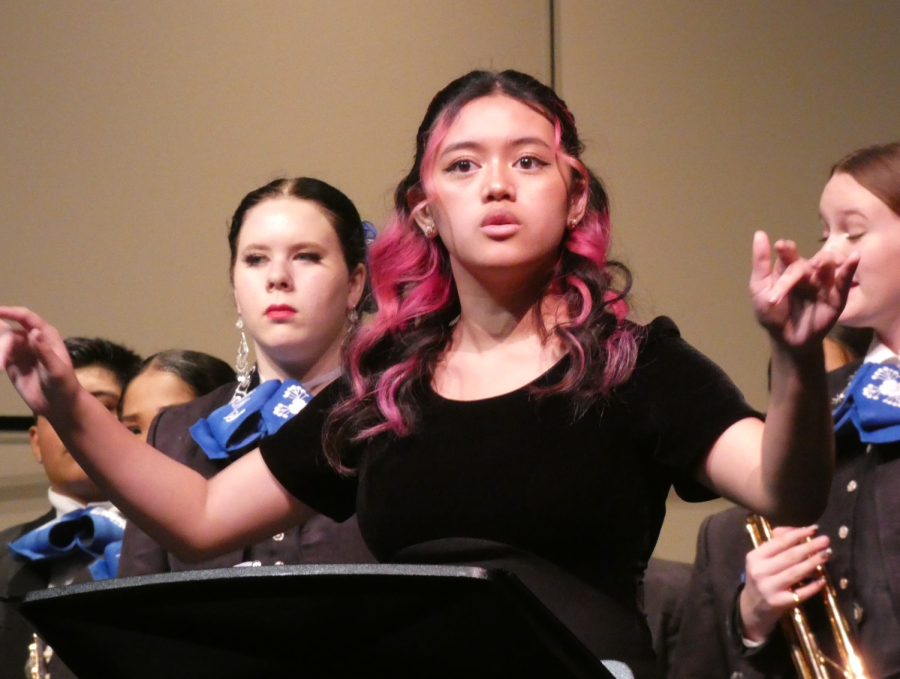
left=26, top=633, right=50, bottom=679
left=745, top=515, right=868, bottom=679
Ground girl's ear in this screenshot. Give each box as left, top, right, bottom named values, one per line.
left=408, top=186, right=437, bottom=237
left=412, top=206, right=438, bottom=238
left=347, top=263, right=367, bottom=310
left=567, top=184, right=588, bottom=229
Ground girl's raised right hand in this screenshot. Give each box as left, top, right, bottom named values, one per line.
left=0, top=307, right=81, bottom=418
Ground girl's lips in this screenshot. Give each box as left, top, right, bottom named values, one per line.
left=481, top=211, right=519, bottom=227
left=266, top=305, right=297, bottom=320
left=481, top=211, right=520, bottom=238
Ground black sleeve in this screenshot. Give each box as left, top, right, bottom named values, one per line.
left=258, top=379, right=359, bottom=522
left=621, top=317, right=763, bottom=500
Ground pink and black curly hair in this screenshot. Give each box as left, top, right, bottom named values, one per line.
left=324, top=70, right=642, bottom=468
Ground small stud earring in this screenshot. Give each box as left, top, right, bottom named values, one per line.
left=422, top=222, right=437, bottom=238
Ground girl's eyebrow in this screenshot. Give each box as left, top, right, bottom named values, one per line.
left=440, top=136, right=552, bottom=157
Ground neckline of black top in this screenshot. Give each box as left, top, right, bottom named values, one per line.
left=428, top=354, right=570, bottom=404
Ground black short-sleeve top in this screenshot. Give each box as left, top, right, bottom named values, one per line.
left=260, top=317, right=759, bottom=599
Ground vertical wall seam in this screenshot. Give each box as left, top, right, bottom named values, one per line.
left=549, top=0, right=557, bottom=90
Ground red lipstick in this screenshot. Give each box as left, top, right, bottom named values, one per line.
left=265, top=304, right=297, bottom=321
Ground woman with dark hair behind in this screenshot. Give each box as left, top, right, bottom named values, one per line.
left=115, top=178, right=374, bottom=578
left=0, top=72, right=855, bottom=677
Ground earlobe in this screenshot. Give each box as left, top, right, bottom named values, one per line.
left=413, top=207, right=438, bottom=239
left=567, top=190, right=589, bottom=229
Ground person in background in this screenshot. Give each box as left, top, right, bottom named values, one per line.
left=823, top=325, right=874, bottom=372
left=116, top=178, right=374, bottom=579
left=118, top=350, right=236, bottom=442
left=642, top=557, right=692, bottom=678
left=672, top=142, right=900, bottom=679
left=0, top=337, right=140, bottom=679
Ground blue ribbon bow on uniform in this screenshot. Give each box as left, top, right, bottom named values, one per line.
left=190, top=379, right=312, bottom=460
left=8, top=507, right=125, bottom=580
left=833, top=363, right=900, bottom=444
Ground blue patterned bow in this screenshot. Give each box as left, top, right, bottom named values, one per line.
left=833, top=363, right=900, bottom=444
left=8, top=507, right=125, bottom=580
left=190, top=379, right=312, bottom=460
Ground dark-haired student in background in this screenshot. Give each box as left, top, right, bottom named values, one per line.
left=0, top=337, right=140, bottom=679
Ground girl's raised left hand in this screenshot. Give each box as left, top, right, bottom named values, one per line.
left=749, top=231, right=858, bottom=350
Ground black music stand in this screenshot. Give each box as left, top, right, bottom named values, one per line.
left=13, top=564, right=618, bottom=679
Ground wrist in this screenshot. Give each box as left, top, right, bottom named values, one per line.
left=738, top=588, right=777, bottom=644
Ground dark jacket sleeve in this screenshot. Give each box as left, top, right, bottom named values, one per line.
left=642, top=558, right=691, bottom=678
left=117, top=410, right=171, bottom=577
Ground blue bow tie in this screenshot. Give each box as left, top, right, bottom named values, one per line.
left=190, top=379, right=312, bottom=460
left=8, top=507, right=125, bottom=580
left=834, top=363, right=900, bottom=444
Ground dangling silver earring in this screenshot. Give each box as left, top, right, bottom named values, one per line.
left=348, top=309, right=361, bottom=327
left=232, top=317, right=252, bottom=402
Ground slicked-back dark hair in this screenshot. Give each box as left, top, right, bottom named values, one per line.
left=64, top=337, right=142, bottom=391
left=133, top=350, right=236, bottom=400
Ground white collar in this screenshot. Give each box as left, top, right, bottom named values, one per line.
left=863, top=339, right=900, bottom=366
left=47, top=488, right=120, bottom=521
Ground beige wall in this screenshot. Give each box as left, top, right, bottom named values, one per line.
left=0, top=0, right=550, bottom=526
left=1, top=2, right=898, bottom=563
left=556, top=0, right=900, bottom=562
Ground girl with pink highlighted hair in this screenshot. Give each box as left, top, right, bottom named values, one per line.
left=0, top=70, right=856, bottom=677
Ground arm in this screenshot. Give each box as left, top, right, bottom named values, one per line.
left=0, top=307, right=316, bottom=561
left=695, top=233, right=857, bottom=525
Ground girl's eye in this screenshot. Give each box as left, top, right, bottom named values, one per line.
left=845, top=232, right=864, bottom=242
left=243, top=254, right=265, bottom=266
left=296, top=252, right=322, bottom=263
left=126, top=425, right=141, bottom=436
left=446, top=159, right=475, bottom=173
left=515, top=156, right=548, bottom=170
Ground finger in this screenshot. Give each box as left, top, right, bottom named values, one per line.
left=773, top=239, right=800, bottom=268
left=750, top=526, right=823, bottom=562
left=767, top=543, right=831, bottom=590
left=749, top=535, right=830, bottom=581
left=750, top=231, right=774, bottom=285
left=833, top=251, right=861, bottom=296
left=791, top=577, right=827, bottom=605
left=766, top=259, right=815, bottom=306
left=26, top=326, right=71, bottom=378
left=0, top=307, right=51, bottom=334
left=0, top=327, right=29, bottom=371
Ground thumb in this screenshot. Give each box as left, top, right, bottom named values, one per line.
left=750, top=231, right=773, bottom=286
